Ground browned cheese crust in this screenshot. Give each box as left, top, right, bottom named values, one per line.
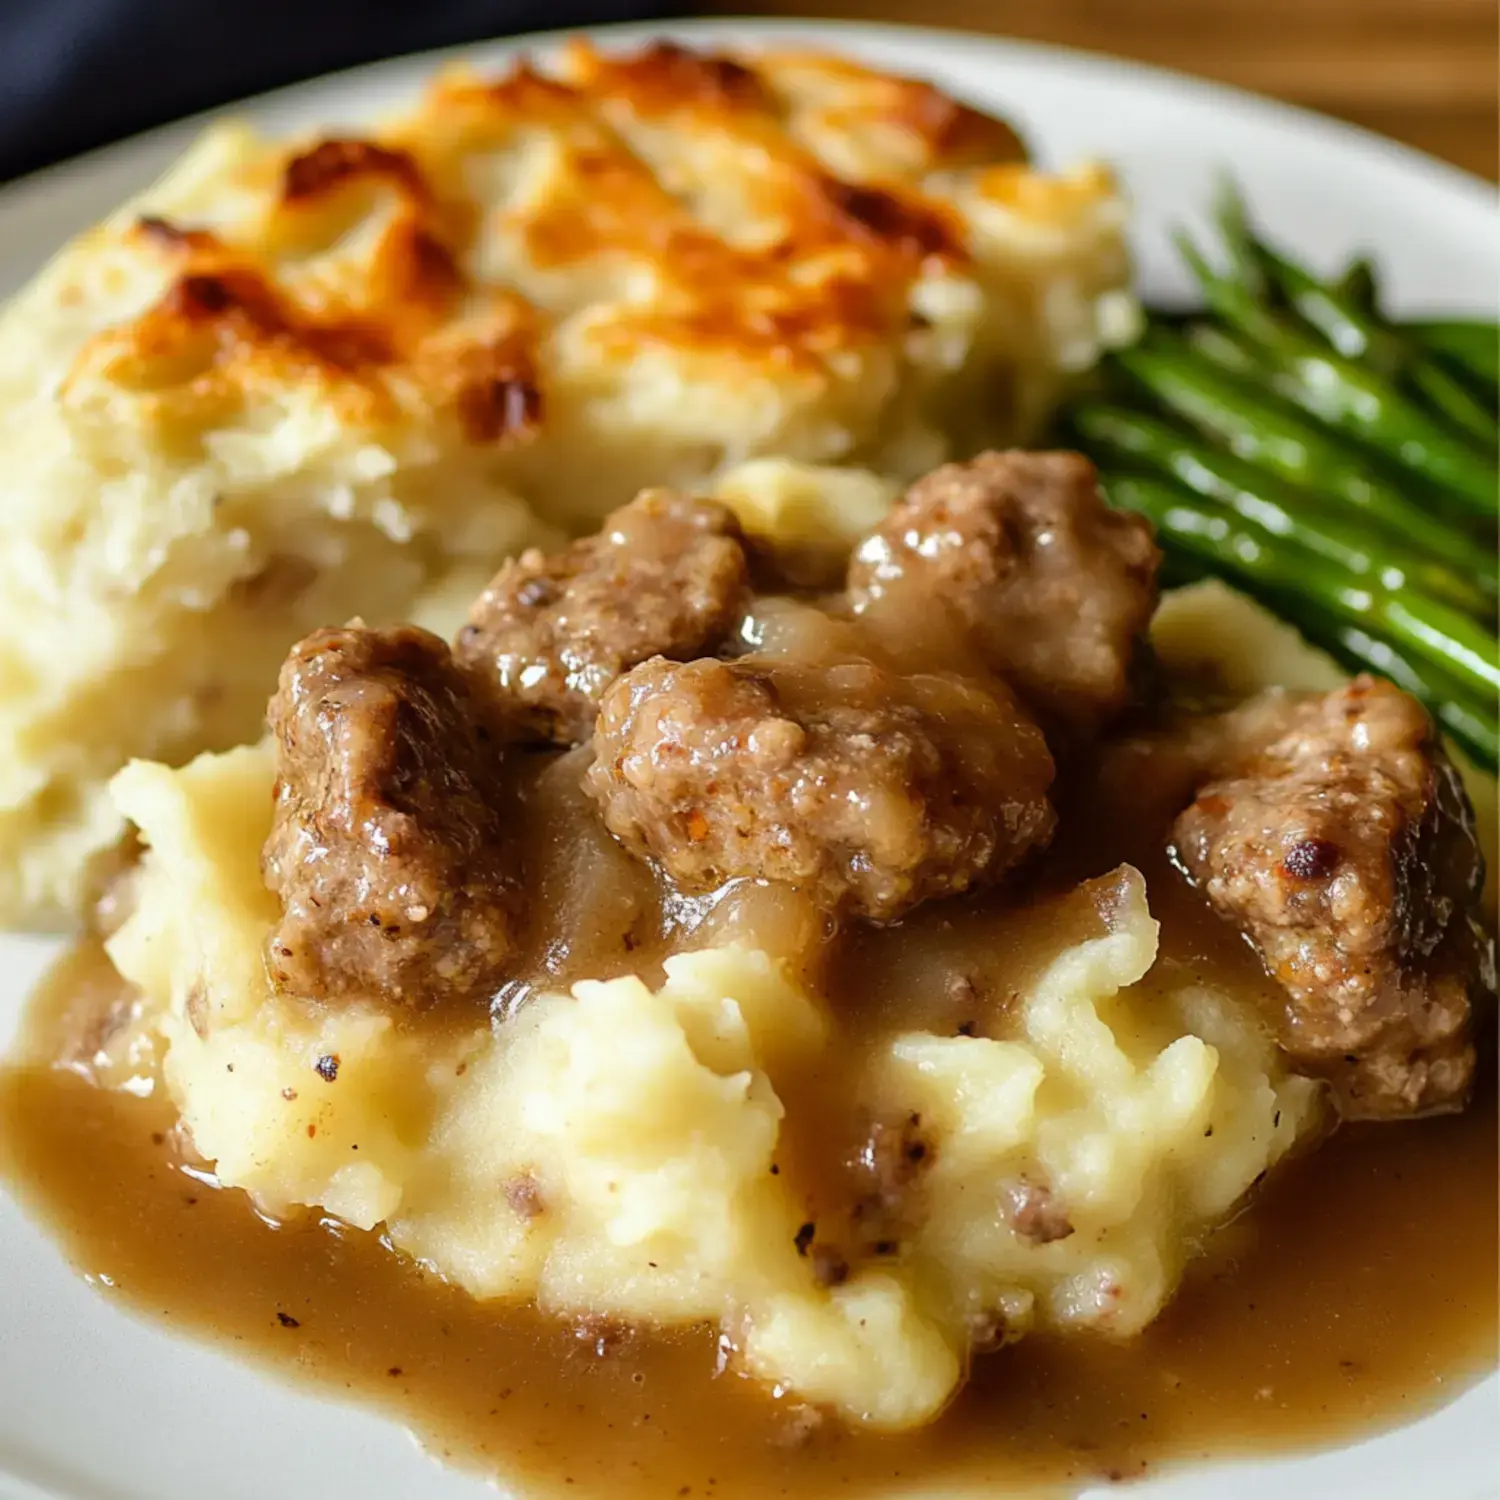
left=847, top=451, right=1161, bottom=739
left=583, top=654, right=1056, bottom=923
left=116, top=181, right=541, bottom=446
left=456, top=491, right=750, bottom=744
left=89, top=40, right=1030, bottom=443
left=263, top=624, right=516, bottom=1004
left=1170, top=676, right=1494, bottom=1119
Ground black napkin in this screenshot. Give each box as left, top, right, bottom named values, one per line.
left=0, top=0, right=680, bottom=184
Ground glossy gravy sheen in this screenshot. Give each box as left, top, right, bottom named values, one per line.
left=1, top=724, right=1495, bottom=1499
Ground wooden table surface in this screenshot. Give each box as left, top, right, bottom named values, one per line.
left=712, top=0, right=1500, bottom=182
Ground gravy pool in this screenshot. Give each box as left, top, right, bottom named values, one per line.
left=2, top=950, right=1492, bottom=1499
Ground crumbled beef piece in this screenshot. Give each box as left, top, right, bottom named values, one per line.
left=583, top=654, right=1055, bottom=923
left=1171, top=676, right=1494, bottom=1118
left=965, top=1307, right=1024, bottom=1353
left=859, top=1111, right=936, bottom=1206
left=810, top=1242, right=851, bottom=1288
left=1003, top=1177, right=1074, bottom=1245
left=456, top=489, right=749, bottom=744
left=843, top=1110, right=938, bottom=1254
left=504, top=1174, right=545, bottom=1220
left=847, top=450, right=1161, bottom=738
left=263, top=624, right=516, bottom=1005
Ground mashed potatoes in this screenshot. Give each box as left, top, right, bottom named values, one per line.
left=102, top=586, right=1343, bottom=1431
left=0, top=41, right=1133, bottom=925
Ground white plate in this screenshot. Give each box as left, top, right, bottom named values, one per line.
left=0, top=18, right=1494, bottom=1500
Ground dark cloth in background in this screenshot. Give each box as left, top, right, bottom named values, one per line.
left=0, top=0, right=677, bottom=184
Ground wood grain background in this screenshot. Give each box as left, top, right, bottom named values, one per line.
left=710, top=0, right=1499, bottom=180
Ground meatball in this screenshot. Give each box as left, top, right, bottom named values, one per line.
left=583, top=654, right=1056, bottom=923
left=456, top=489, right=749, bottom=744
left=263, top=624, right=516, bottom=1005
left=1170, top=676, right=1493, bottom=1119
left=847, top=451, right=1161, bottom=738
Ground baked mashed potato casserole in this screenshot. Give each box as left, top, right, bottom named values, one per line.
left=81, top=443, right=1491, bottom=1436
left=0, top=39, right=1133, bottom=925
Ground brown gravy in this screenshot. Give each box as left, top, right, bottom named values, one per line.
left=2, top=955, right=1495, bottom=1499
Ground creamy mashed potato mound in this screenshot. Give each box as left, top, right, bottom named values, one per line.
left=0, top=40, right=1132, bottom=924
left=102, top=588, right=1348, bottom=1431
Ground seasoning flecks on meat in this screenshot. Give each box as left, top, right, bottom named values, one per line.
left=263, top=624, right=516, bottom=1005
left=583, top=654, right=1056, bottom=924
left=1170, top=676, right=1493, bottom=1119
left=455, top=489, right=750, bottom=745
left=847, top=450, right=1161, bottom=738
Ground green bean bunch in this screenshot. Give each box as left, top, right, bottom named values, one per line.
left=1063, top=180, right=1499, bottom=769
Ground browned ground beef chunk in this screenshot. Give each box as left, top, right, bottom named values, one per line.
left=583, top=654, right=1056, bottom=922
left=263, top=624, right=516, bottom=1005
left=1002, top=1177, right=1074, bottom=1245
left=455, top=490, right=750, bottom=744
left=1171, top=676, right=1493, bottom=1119
left=847, top=450, right=1161, bottom=737
left=859, top=1110, right=935, bottom=1202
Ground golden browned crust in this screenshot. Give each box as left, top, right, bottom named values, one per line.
left=66, top=41, right=1052, bottom=437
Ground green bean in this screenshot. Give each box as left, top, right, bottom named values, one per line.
left=1183, top=321, right=1499, bottom=507
left=1114, top=338, right=1496, bottom=576
left=1070, top=402, right=1494, bottom=615
left=1079, top=181, right=1498, bottom=765
left=1209, top=185, right=1383, bottom=357
left=1210, top=171, right=1499, bottom=449
left=1243, top=231, right=1498, bottom=449
left=1186, top=193, right=1495, bottom=462
left=1407, top=318, right=1500, bottom=390
left=1259, top=246, right=1398, bottom=366
left=1335, top=257, right=1380, bottom=318
left=1173, top=232, right=1499, bottom=513
left=1407, top=358, right=1497, bottom=451
left=1101, top=474, right=1500, bottom=699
